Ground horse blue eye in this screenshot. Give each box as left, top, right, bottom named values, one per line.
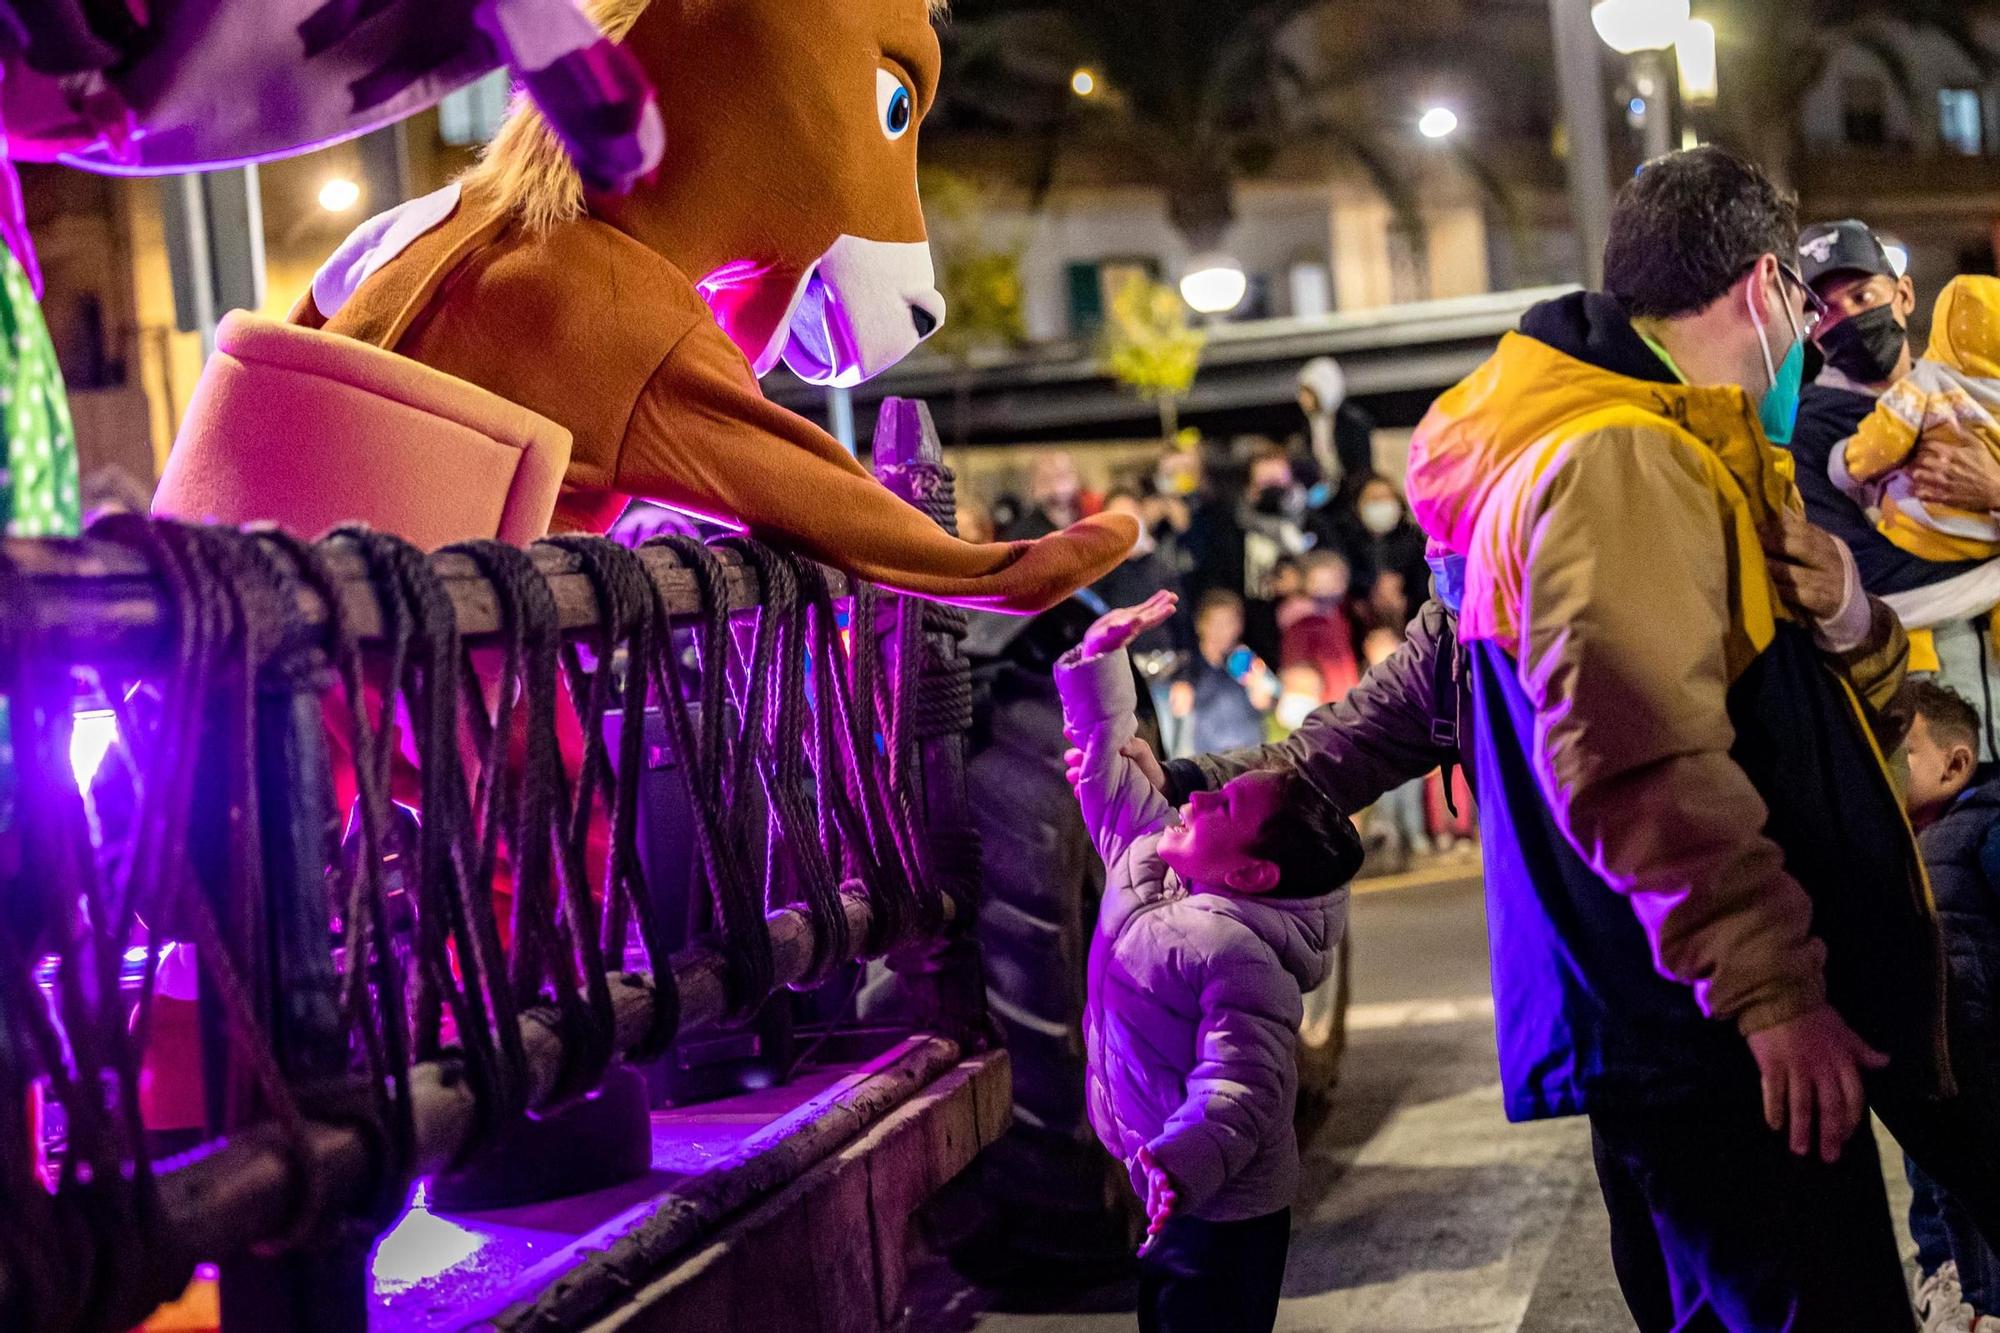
left=877, top=68, right=913, bottom=140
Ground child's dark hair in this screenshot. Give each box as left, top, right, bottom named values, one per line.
left=1906, top=679, right=1982, bottom=753
left=1248, top=768, right=1365, bottom=897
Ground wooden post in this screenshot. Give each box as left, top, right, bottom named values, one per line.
left=870, top=398, right=990, bottom=1047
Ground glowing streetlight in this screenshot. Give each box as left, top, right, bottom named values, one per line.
left=1676, top=17, right=1717, bottom=104
left=1589, top=0, right=1689, bottom=54
left=1418, top=106, right=1460, bottom=140
left=1180, top=254, right=1248, bottom=316
left=318, top=177, right=362, bottom=213
left=1071, top=68, right=1098, bottom=98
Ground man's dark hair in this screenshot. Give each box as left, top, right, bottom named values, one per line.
left=1603, top=146, right=1799, bottom=320
left=1248, top=768, right=1365, bottom=897
left=1905, top=679, right=1982, bottom=754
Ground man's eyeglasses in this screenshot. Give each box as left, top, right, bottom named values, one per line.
left=1775, top=259, right=1828, bottom=337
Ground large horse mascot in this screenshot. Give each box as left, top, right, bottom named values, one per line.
left=154, top=0, right=1137, bottom=611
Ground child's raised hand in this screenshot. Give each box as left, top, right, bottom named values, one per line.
left=1135, top=1144, right=1178, bottom=1257
left=1082, top=591, right=1179, bottom=659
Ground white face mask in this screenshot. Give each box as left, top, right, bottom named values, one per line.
left=1276, top=692, right=1318, bottom=730
left=1359, top=499, right=1402, bottom=535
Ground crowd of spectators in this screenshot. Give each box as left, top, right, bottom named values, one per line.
left=962, top=408, right=1474, bottom=867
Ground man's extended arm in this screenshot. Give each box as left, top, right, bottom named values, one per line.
left=1163, top=599, right=1460, bottom=811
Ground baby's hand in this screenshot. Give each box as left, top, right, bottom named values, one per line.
left=1135, top=1144, right=1178, bottom=1257
left=1081, top=591, right=1179, bottom=659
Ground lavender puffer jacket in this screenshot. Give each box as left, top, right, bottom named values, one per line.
left=1057, top=646, right=1348, bottom=1222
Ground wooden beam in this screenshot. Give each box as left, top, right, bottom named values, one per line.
left=1, top=535, right=849, bottom=667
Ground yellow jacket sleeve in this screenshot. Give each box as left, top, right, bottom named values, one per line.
left=1506, top=426, right=1827, bottom=1034
left=1841, top=377, right=1928, bottom=489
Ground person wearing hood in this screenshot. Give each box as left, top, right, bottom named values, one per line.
left=1296, top=356, right=1374, bottom=490
left=1791, top=221, right=2000, bottom=759
left=1055, top=591, right=1363, bottom=1333
left=1397, top=145, right=1943, bottom=1330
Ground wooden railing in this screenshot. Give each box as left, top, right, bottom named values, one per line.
left=0, top=398, right=986, bottom=1333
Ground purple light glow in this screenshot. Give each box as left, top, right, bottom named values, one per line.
left=70, top=709, right=117, bottom=790
left=371, top=1185, right=493, bottom=1294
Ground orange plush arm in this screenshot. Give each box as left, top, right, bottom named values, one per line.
left=616, top=319, right=1135, bottom=612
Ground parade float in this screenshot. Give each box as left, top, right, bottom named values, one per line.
left=0, top=2, right=1103, bottom=1328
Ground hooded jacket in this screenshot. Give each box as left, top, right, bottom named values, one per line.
left=1056, top=645, right=1352, bottom=1220
left=1404, top=291, right=1940, bottom=1121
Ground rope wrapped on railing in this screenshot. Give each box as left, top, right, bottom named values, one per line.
left=0, top=459, right=980, bottom=1332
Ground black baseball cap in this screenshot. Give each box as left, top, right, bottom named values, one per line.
left=1797, top=219, right=1896, bottom=288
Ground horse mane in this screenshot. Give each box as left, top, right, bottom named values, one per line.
left=462, top=0, right=950, bottom=233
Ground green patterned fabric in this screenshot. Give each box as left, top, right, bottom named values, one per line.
left=0, top=250, right=80, bottom=538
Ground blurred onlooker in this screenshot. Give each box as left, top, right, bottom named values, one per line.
left=1091, top=488, right=1193, bottom=656
left=1004, top=449, right=1085, bottom=541
left=1149, top=448, right=1201, bottom=544
left=1296, top=357, right=1374, bottom=492
left=956, top=495, right=998, bottom=545
left=1333, top=474, right=1430, bottom=626
left=1271, top=662, right=1325, bottom=738
left=1165, top=590, right=1273, bottom=756
left=1278, top=551, right=1361, bottom=703
left=1238, top=447, right=1317, bottom=600
left=990, top=491, right=1025, bottom=537
left=1359, top=626, right=1432, bottom=860
left=1243, top=554, right=1300, bottom=667
left=1360, top=569, right=1410, bottom=638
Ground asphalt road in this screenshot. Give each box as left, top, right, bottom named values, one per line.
left=907, top=865, right=1919, bottom=1332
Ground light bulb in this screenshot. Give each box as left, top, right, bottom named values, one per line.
left=318, top=177, right=362, bottom=213
left=1180, top=255, right=1248, bottom=315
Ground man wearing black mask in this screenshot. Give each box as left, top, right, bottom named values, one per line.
left=1790, top=221, right=1986, bottom=597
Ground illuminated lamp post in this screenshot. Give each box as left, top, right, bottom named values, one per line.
left=1591, top=0, right=1688, bottom=161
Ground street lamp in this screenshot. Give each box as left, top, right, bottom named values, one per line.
left=1591, top=0, right=1684, bottom=160
left=1180, top=254, right=1248, bottom=316
left=1070, top=67, right=1098, bottom=98
left=1418, top=106, right=1460, bottom=140
left=1589, top=0, right=1688, bottom=54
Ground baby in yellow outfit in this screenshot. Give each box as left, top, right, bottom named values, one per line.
left=1836, top=274, right=2000, bottom=561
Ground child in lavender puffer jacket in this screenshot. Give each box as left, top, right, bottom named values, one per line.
left=1058, top=592, right=1365, bottom=1333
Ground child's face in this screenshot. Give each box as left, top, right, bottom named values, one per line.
left=1305, top=560, right=1349, bottom=603
left=1906, top=713, right=1978, bottom=827
left=1158, top=770, right=1284, bottom=894
left=1197, top=604, right=1243, bottom=656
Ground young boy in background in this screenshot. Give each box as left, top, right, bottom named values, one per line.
left=1903, top=680, right=2000, bottom=1333
left=1058, top=591, right=1364, bottom=1333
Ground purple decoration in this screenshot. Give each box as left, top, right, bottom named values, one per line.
left=0, top=0, right=661, bottom=194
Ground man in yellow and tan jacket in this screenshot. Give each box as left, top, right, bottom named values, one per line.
left=1403, top=146, right=1955, bottom=1331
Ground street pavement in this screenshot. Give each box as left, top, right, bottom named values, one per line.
left=907, top=863, right=1919, bottom=1332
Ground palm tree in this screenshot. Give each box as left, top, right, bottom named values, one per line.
left=1703, top=1, right=2000, bottom=188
